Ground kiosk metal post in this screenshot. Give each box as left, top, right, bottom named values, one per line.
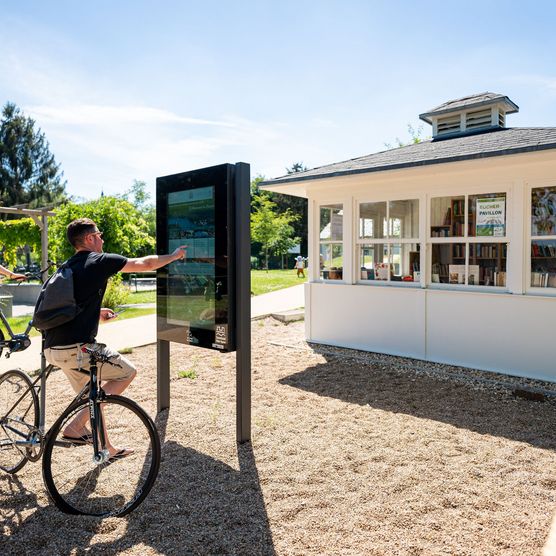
left=234, top=162, right=251, bottom=442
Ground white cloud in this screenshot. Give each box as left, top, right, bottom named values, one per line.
left=26, top=104, right=236, bottom=128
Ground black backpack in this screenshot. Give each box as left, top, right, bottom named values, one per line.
left=32, top=262, right=80, bottom=331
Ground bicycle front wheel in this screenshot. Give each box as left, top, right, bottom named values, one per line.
left=0, top=369, right=39, bottom=473
left=42, top=395, right=160, bottom=517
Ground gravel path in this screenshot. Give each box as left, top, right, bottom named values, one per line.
left=1, top=318, right=556, bottom=555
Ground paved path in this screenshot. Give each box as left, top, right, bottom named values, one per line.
left=1, top=284, right=305, bottom=373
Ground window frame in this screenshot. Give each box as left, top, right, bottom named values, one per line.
left=428, top=190, right=510, bottom=290
left=356, top=196, right=421, bottom=287
left=318, top=202, right=345, bottom=282
left=527, top=181, right=556, bottom=294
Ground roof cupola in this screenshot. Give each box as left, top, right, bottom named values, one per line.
left=419, top=92, right=519, bottom=139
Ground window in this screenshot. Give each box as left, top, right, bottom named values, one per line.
left=430, top=193, right=507, bottom=287
left=319, top=204, right=343, bottom=280
left=530, top=186, right=556, bottom=288
left=358, top=199, right=420, bottom=283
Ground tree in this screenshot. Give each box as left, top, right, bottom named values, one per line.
left=48, top=196, right=155, bottom=263
left=384, top=123, right=429, bottom=149
left=123, top=179, right=155, bottom=238
left=251, top=194, right=299, bottom=270
left=0, top=102, right=67, bottom=209
left=267, top=162, right=308, bottom=256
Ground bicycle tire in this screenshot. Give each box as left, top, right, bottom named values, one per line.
left=0, top=369, right=40, bottom=474
left=0, top=328, right=4, bottom=358
left=42, top=395, right=160, bottom=517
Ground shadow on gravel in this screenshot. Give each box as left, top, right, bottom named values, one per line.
left=280, top=355, right=556, bottom=451
left=0, top=410, right=275, bottom=556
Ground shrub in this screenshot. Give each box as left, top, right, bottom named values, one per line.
left=103, top=274, right=130, bottom=309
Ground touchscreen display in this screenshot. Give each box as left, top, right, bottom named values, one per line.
left=167, top=186, right=216, bottom=331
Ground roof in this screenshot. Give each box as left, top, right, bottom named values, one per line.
left=419, top=92, right=519, bottom=123
left=261, top=127, right=556, bottom=188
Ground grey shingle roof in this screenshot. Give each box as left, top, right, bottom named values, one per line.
left=419, top=92, right=519, bottom=123
left=261, top=128, right=556, bottom=187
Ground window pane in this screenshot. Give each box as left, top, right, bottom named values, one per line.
left=431, top=243, right=465, bottom=284
left=531, top=240, right=556, bottom=287
left=389, top=200, right=419, bottom=238
left=360, top=244, right=387, bottom=280
left=320, top=243, right=343, bottom=280
left=320, top=204, right=343, bottom=241
left=431, top=196, right=465, bottom=237
left=468, top=193, right=506, bottom=237
left=390, top=243, right=420, bottom=282
left=359, top=202, right=386, bottom=239
left=469, top=243, right=507, bottom=287
left=532, top=187, right=556, bottom=236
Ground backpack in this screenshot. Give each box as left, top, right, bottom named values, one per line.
left=32, top=262, right=80, bottom=331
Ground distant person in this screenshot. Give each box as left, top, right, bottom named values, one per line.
left=294, top=255, right=305, bottom=278
left=43, top=217, right=186, bottom=458
left=0, top=264, right=27, bottom=281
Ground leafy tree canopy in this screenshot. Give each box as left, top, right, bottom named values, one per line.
left=48, top=196, right=155, bottom=264
left=251, top=194, right=299, bottom=270
left=0, top=102, right=67, bottom=209
left=384, top=123, right=429, bottom=149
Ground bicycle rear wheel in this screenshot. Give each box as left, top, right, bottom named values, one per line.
left=0, top=369, right=40, bottom=473
left=42, top=395, right=160, bottom=517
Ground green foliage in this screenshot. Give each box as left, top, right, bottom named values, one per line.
left=177, top=369, right=197, bottom=380
left=0, top=218, right=41, bottom=266
left=48, top=196, right=155, bottom=263
left=0, top=102, right=67, bottom=209
left=102, top=274, right=130, bottom=310
left=251, top=194, right=299, bottom=270
left=385, top=123, right=429, bottom=149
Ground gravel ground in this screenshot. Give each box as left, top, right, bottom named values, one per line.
left=1, top=318, right=556, bottom=555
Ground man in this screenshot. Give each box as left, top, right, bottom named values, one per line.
left=44, top=218, right=186, bottom=457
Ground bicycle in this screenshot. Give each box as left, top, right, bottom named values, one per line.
left=0, top=275, right=161, bottom=517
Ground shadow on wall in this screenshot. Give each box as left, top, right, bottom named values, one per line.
left=279, top=352, right=556, bottom=451
left=0, top=411, right=276, bottom=556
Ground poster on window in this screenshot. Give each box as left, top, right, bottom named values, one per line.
left=476, top=197, right=505, bottom=236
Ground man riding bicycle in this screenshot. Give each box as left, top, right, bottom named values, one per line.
left=43, top=218, right=186, bottom=458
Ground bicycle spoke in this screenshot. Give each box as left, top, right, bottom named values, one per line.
left=43, top=396, right=160, bottom=516
left=0, top=370, right=39, bottom=473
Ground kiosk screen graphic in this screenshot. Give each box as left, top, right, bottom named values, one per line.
left=167, top=187, right=215, bottom=329
left=156, top=164, right=235, bottom=351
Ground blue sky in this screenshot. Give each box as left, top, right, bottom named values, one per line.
left=1, top=0, right=556, bottom=200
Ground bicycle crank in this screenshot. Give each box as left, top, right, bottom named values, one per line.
left=25, top=428, right=44, bottom=462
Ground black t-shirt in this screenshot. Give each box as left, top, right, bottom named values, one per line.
left=44, top=251, right=127, bottom=348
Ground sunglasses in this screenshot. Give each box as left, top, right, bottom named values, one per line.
left=89, top=231, right=103, bottom=239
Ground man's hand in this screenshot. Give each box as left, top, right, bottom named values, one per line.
left=172, top=245, right=187, bottom=261
left=100, top=308, right=117, bottom=321
left=10, top=273, right=27, bottom=281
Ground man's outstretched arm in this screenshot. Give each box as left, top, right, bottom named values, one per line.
left=121, top=246, right=187, bottom=272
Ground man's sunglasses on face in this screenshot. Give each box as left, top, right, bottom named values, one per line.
left=89, top=231, right=103, bottom=239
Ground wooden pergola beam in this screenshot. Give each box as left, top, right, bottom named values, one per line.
left=0, top=207, right=56, bottom=281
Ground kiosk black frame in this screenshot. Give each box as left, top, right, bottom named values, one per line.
left=156, top=162, right=251, bottom=442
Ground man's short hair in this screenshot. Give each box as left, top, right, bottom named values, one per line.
left=67, top=218, right=97, bottom=248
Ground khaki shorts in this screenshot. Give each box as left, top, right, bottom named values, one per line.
left=45, top=343, right=136, bottom=394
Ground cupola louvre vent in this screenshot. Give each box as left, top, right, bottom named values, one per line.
left=466, top=109, right=492, bottom=130
left=437, top=114, right=461, bottom=135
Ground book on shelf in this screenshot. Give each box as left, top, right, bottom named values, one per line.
left=531, top=272, right=554, bottom=287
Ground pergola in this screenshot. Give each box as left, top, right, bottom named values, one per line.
left=0, top=206, right=56, bottom=280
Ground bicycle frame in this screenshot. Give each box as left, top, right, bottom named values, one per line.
left=1, top=336, right=106, bottom=456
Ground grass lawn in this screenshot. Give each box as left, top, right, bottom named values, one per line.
left=125, top=269, right=307, bottom=300
left=4, top=306, right=155, bottom=336
left=251, top=269, right=307, bottom=295
left=1, top=270, right=301, bottom=336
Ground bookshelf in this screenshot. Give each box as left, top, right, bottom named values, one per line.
left=531, top=241, right=556, bottom=287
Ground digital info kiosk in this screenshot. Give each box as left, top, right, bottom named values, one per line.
left=156, top=162, right=251, bottom=442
